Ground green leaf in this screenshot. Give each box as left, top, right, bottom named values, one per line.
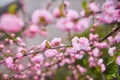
left=8, top=3, right=17, bottom=14
left=81, top=0, right=87, bottom=11
left=45, top=41, right=51, bottom=48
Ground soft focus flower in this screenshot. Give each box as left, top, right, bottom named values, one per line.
left=5, top=57, right=14, bottom=69
left=31, top=54, right=44, bottom=63
left=39, top=29, right=48, bottom=37
left=50, top=37, right=62, bottom=46
left=114, top=33, right=120, bottom=43
left=92, top=48, right=100, bottom=57
left=100, top=64, right=106, bottom=72
left=16, top=53, right=23, bottom=59
left=88, top=2, right=100, bottom=12
left=116, top=56, right=120, bottom=65
left=72, top=36, right=90, bottom=51
left=77, top=65, right=86, bottom=74
left=74, top=18, right=90, bottom=32
left=97, top=0, right=119, bottom=23
left=56, top=18, right=74, bottom=31
left=66, top=9, right=79, bottom=20
left=44, top=49, right=58, bottom=58
left=88, top=57, right=96, bottom=67
left=0, top=14, right=24, bottom=32
left=18, top=64, right=24, bottom=71
left=23, top=24, right=39, bottom=38
left=32, top=9, right=53, bottom=24
left=53, top=8, right=65, bottom=18
left=97, top=58, right=103, bottom=66
left=40, top=40, right=50, bottom=50
left=108, top=47, right=116, bottom=56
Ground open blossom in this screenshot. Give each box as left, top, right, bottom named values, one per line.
left=116, top=56, right=120, bottom=65
left=0, top=14, right=24, bottom=33
left=44, top=49, right=58, bottom=58
left=50, top=37, right=62, bottom=46
left=100, top=64, right=106, bottom=72
left=88, top=2, right=100, bottom=12
left=5, top=57, right=14, bottom=69
left=77, top=65, right=87, bottom=74
left=23, top=24, right=39, bottom=38
left=74, top=18, right=90, bottom=32
left=16, top=53, right=23, bottom=59
left=92, top=48, right=100, bottom=57
left=97, top=58, right=103, bottom=66
left=40, top=40, right=50, bottom=50
left=31, top=54, right=44, bottom=63
left=72, top=36, right=90, bottom=51
left=108, top=47, right=116, bottom=56
left=114, top=33, right=120, bottom=43
left=53, top=8, right=65, bottom=18
left=32, top=9, right=53, bottom=24
left=97, top=0, right=118, bottom=23
left=56, top=18, right=74, bottom=31
left=66, top=9, right=79, bottom=20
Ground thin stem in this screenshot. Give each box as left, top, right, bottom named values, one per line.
left=99, top=23, right=120, bottom=42
left=1, top=31, right=20, bottom=46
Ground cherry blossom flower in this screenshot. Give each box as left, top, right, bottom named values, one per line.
left=116, top=56, right=120, bottom=65
left=108, top=47, right=116, bottom=56
left=88, top=2, right=100, bottom=12
left=0, top=14, right=24, bottom=33
left=32, top=9, right=53, bottom=24
left=72, top=36, right=90, bottom=51
left=44, top=49, right=58, bottom=58
left=56, top=18, right=74, bottom=31
left=5, top=57, right=14, bottom=69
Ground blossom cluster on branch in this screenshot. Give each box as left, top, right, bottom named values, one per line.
left=0, top=0, right=120, bottom=80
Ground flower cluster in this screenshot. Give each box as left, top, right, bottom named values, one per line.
left=0, top=0, right=120, bottom=80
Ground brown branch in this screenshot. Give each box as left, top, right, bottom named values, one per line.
left=99, top=23, right=120, bottom=42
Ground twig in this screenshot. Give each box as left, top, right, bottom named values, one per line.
left=99, top=23, right=120, bottom=42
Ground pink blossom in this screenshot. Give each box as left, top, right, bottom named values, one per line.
left=108, top=37, right=115, bottom=44
left=100, top=64, right=106, bottom=72
left=88, top=57, right=96, bottom=67
left=80, top=10, right=85, bottom=17
left=92, top=48, right=100, bottom=57
left=5, top=57, right=14, bottom=69
left=16, top=53, right=23, bottom=59
left=108, top=47, right=116, bottom=56
left=114, top=33, right=120, bottom=43
left=32, top=9, right=53, bottom=24
left=65, top=48, right=77, bottom=55
left=97, top=58, right=103, bottom=66
left=44, top=49, right=58, bottom=58
left=50, top=37, right=62, bottom=46
left=97, top=0, right=119, bottom=23
left=66, top=9, right=79, bottom=20
left=3, top=74, right=8, bottom=79
left=0, top=14, right=24, bottom=33
left=88, top=2, right=100, bottom=12
left=40, top=40, right=50, bottom=50
left=74, top=18, right=90, bottom=32
left=18, top=64, right=24, bottom=71
left=39, top=29, right=47, bottom=37
left=72, top=36, right=90, bottom=51
left=53, top=8, right=65, bottom=18
left=23, top=24, right=39, bottom=38
left=116, top=56, right=120, bottom=65
left=75, top=54, right=84, bottom=59
left=77, top=65, right=86, bottom=74
left=56, top=18, right=74, bottom=31
left=31, top=54, right=44, bottom=63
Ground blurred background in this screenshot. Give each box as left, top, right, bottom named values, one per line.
left=0, top=0, right=105, bottom=47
